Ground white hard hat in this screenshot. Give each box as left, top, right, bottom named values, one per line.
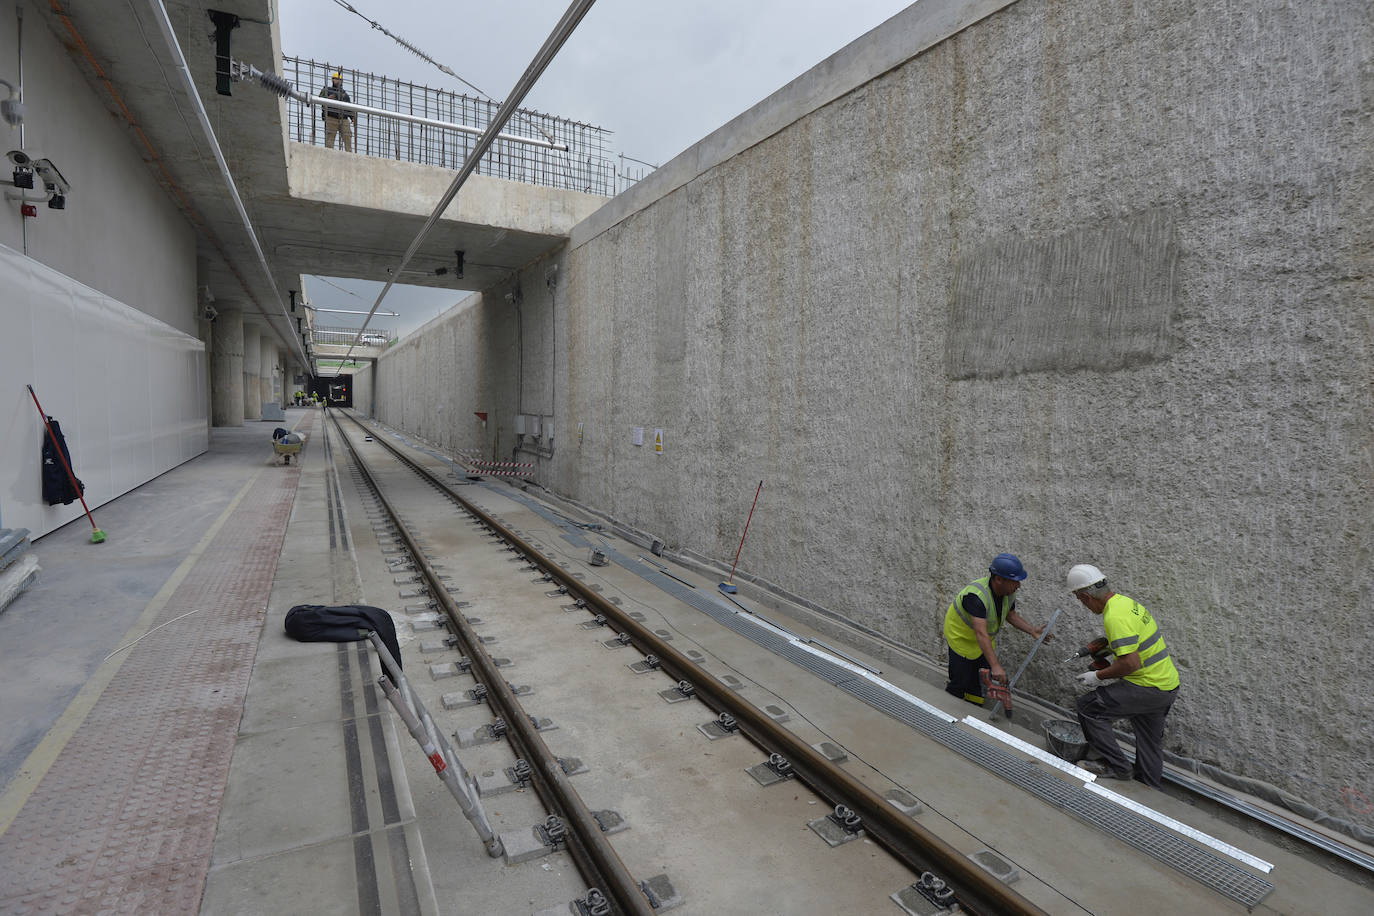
left=1066, top=564, right=1106, bottom=592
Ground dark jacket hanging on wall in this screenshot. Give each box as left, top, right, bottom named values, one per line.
left=283, top=604, right=403, bottom=674
left=41, top=417, right=85, bottom=506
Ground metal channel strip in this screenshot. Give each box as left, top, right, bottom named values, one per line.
left=488, top=492, right=1275, bottom=909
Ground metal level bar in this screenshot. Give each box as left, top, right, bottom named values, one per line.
left=987, top=606, right=1062, bottom=719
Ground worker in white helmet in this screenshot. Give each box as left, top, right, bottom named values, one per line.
left=1066, top=564, right=1180, bottom=788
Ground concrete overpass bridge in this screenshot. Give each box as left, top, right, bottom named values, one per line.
left=26, top=0, right=609, bottom=384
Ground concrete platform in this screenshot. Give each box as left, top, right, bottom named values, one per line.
left=1, top=406, right=1372, bottom=915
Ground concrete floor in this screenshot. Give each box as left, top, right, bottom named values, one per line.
left=2, top=407, right=1372, bottom=915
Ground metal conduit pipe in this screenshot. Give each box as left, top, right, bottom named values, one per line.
left=339, top=412, right=1047, bottom=916
left=329, top=414, right=655, bottom=916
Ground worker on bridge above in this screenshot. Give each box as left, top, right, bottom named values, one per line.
left=1068, top=563, right=1180, bottom=788
left=942, top=553, right=1051, bottom=706
left=321, top=71, right=355, bottom=152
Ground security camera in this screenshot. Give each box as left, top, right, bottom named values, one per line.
left=6, top=149, right=29, bottom=167
left=202, top=304, right=219, bottom=322
left=32, top=159, right=69, bottom=194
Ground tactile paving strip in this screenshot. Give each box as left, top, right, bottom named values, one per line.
left=0, top=419, right=307, bottom=915
left=490, top=490, right=1275, bottom=910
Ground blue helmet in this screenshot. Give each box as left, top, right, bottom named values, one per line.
left=989, top=553, right=1027, bottom=581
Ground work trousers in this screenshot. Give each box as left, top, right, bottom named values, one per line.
left=944, top=647, right=988, bottom=706
left=1076, top=679, right=1178, bottom=788
left=324, top=116, right=353, bottom=152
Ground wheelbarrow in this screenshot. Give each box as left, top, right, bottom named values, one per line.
left=272, top=431, right=306, bottom=465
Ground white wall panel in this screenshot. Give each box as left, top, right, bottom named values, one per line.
left=0, top=244, right=208, bottom=538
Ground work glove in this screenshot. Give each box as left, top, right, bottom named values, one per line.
left=1074, top=670, right=1100, bottom=688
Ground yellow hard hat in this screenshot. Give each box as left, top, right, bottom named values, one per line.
left=331, top=71, right=342, bottom=79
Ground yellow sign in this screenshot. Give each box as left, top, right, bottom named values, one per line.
left=654, top=428, right=663, bottom=453
left=577, top=421, right=584, bottom=444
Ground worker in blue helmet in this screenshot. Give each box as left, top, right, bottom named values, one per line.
left=942, top=553, right=1051, bottom=705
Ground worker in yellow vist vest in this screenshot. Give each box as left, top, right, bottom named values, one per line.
left=942, top=553, right=1051, bottom=705
left=1068, top=563, right=1180, bottom=788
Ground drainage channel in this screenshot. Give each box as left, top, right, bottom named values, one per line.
left=337, top=410, right=1048, bottom=916
left=330, top=412, right=657, bottom=916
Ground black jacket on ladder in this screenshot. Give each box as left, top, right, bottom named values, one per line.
left=284, top=604, right=403, bottom=674
left=41, top=417, right=85, bottom=506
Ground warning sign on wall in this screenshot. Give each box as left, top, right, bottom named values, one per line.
left=653, top=428, right=663, bottom=453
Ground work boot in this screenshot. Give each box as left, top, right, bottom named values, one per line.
left=1077, top=760, right=1131, bottom=780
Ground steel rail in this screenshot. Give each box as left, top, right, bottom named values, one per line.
left=337, top=411, right=1047, bottom=916
left=328, top=413, right=655, bottom=916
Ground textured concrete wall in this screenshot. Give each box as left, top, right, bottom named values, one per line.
left=372, top=290, right=524, bottom=461
left=375, top=0, right=1373, bottom=822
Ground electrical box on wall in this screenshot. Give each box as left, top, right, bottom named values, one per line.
left=514, top=414, right=527, bottom=435
left=530, top=415, right=542, bottom=438
left=544, top=417, right=554, bottom=441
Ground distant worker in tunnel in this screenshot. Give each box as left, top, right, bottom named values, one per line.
left=321, top=71, right=355, bottom=152
left=1067, top=564, right=1180, bottom=788
left=942, top=553, right=1050, bottom=705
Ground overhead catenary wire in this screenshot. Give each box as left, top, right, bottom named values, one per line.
left=329, top=0, right=485, bottom=96
left=341, top=0, right=600, bottom=363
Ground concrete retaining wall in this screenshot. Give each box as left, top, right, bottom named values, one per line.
left=371, top=0, right=1373, bottom=822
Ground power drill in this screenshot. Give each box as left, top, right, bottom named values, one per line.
left=1064, top=637, right=1112, bottom=670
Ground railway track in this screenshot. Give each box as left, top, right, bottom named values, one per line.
left=327, top=409, right=1045, bottom=915
left=321, top=409, right=1373, bottom=915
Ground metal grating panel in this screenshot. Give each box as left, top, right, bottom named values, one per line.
left=502, top=489, right=1274, bottom=909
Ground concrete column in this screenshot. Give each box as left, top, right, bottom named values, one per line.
left=271, top=348, right=284, bottom=407
left=259, top=337, right=276, bottom=410
left=283, top=358, right=296, bottom=405
left=242, top=322, right=262, bottom=421
left=210, top=306, right=244, bottom=427
left=198, top=313, right=214, bottom=431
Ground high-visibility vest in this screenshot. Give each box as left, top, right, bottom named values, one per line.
left=1103, top=594, right=1179, bottom=690
left=943, top=576, right=1010, bottom=660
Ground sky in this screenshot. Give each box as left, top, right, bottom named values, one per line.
left=280, top=0, right=917, bottom=338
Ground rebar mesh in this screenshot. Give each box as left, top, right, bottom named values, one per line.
left=311, top=324, right=393, bottom=347
left=283, top=57, right=617, bottom=196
